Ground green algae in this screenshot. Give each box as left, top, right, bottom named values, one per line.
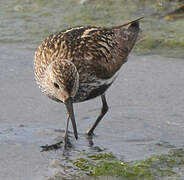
left=73, top=149, right=184, bottom=179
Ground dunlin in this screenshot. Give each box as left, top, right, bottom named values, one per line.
left=34, top=17, right=143, bottom=148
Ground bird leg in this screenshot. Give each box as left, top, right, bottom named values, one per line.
left=87, top=94, right=109, bottom=136
left=40, top=104, right=75, bottom=152
left=63, top=115, right=72, bottom=149
left=65, top=97, right=78, bottom=140
left=40, top=115, right=72, bottom=152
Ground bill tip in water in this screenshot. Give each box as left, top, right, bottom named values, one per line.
left=74, top=132, right=78, bottom=140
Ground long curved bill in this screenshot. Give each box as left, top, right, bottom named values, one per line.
left=65, top=97, right=78, bottom=140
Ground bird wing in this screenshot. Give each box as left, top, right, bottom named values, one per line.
left=34, top=18, right=141, bottom=82
left=63, top=21, right=140, bottom=79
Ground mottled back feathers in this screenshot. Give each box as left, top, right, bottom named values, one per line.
left=34, top=18, right=140, bottom=102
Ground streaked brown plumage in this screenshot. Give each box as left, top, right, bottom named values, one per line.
left=34, top=17, right=143, bottom=148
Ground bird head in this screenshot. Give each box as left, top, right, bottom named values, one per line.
left=42, top=59, right=79, bottom=139
left=43, top=59, right=79, bottom=103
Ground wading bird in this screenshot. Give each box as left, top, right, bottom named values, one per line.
left=34, top=17, right=143, bottom=149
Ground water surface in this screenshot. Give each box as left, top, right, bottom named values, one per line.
left=1, top=46, right=184, bottom=179
left=1, top=0, right=184, bottom=179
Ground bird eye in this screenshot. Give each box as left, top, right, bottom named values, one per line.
left=54, top=82, right=59, bottom=89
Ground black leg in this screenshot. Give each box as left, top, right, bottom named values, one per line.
left=64, top=115, right=72, bottom=148
left=64, top=115, right=70, bottom=140
left=87, top=94, right=109, bottom=136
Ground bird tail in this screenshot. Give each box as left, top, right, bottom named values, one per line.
left=112, top=17, right=144, bottom=30
left=113, top=17, right=144, bottom=55
left=126, top=17, right=147, bottom=44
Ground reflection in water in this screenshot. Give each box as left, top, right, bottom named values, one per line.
left=40, top=130, right=104, bottom=155
left=39, top=131, right=109, bottom=179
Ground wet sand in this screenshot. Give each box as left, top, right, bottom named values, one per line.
left=1, top=45, right=184, bottom=179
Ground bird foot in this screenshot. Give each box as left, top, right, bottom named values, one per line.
left=40, top=141, right=63, bottom=152
left=40, top=136, right=72, bottom=152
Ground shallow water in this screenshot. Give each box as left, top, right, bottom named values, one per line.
left=1, top=45, right=184, bottom=179
left=1, top=0, right=184, bottom=179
